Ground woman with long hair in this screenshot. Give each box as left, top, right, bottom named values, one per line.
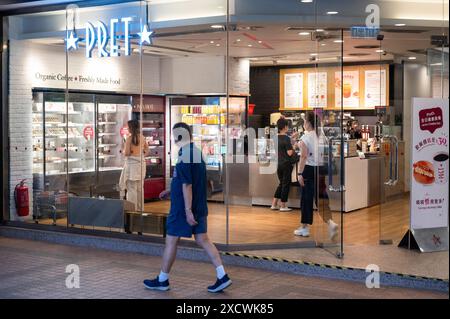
left=119, top=119, right=149, bottom=211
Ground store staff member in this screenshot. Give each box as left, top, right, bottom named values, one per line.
left=349, top=120, right=362, bottom=139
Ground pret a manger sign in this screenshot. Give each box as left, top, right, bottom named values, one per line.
left=65, top=17, right=153, bottom=58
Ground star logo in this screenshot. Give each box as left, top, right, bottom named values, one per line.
left=138, top=24, right=153, bottom=45
left=66, top=31, right=79, bottom=51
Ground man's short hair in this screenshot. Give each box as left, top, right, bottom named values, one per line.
left=276, top=118, right=289, bottom=132
left=173, top=122, right=192, bottom=142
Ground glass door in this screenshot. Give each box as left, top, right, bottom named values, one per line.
left=313, top=29, right=345, bottom=258
left=378, top=23, right=449, bottom=246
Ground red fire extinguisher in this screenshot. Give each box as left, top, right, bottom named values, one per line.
left=14, top=179, right=29, bottom=217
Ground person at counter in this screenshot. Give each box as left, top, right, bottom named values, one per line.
left=348, top=120, right=362, bottom=139
left=119, top=119, right=149, bottom=211
left=271, top=118, right=297, bottom=212
left=294, top=112, right=338, bottom=239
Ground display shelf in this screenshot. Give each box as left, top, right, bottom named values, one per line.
left=45, top=111, right=82, bottom=115
left=98, top=133, right=116, bottom=136
left=34, top=158, right=85, bottom=164
left=44, top=135, right=84, bottom=138
left=44, top=169, right=96, bottom=176
left=98, top=143, right=117, bottom=147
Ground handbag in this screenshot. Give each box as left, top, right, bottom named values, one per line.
left=289, top=151, right=300, bottom=164
left=291, top=160, right=301, bottom=184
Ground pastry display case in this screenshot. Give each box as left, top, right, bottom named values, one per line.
left=32, top=91, right=132, bottom=211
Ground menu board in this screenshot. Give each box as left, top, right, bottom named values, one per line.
left=335, top=71, right=359, bottom=108
left=280, top=65, right=389, bottom=110
left=284, top=73, right=303, bottom=109
left=307, top=72, right=327, bottom=108
left=365, top=69, right=387, bottom=107
left=410, top=98, right=449, bottom=230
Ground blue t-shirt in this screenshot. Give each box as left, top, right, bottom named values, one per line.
left=170, top=143, right=208, bottom=217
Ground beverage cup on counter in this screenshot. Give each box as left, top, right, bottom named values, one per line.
left=433, top=152, right=449, bottom=185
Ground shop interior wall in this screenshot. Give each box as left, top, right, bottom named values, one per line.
left=402, top=63, right=432, bottom=192
left=1, top=15, right=6, bottom=222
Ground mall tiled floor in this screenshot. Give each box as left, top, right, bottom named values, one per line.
left=0, top=237, right=447, bottom=299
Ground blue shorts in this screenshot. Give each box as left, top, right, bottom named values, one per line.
left=166, top=211, right=208, bottom=238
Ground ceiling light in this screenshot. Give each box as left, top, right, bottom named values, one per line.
left=310, top=53, right=318, bottom=56
left=327, top=11, right=338, bottom=15
left=316, top=29, right=324, bottom=32
left=216, top=44, right=221, bottom=47
left=298, top=32, right=310, bottom=36
left=395, top=23, right=406, bottom=27
left=236, top=39, right=241, bottom=42
left=334, top=40, right=344, bottom=43
left=376, top=49, right=384, bottom=53
left=320, top=43, right=326, bottom=46
left=258, top=40, right=263, bottom=43
left=210, top=41, right=215, bottom=44
left=430, top=62, right=443, bottom=66
left=211, top=25, right=224, bottom=29
left=301, top=0, right=313, bottom=2
left=248, top=44, right=253, bottom=47
left=408, top=56, right=416, bottom=60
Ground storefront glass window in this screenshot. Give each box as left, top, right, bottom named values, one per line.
left=143, top=0, right=229, bottom=242
left=2, top=0, right=448, bottom=278
left=7, top=11, right=71, bottom=226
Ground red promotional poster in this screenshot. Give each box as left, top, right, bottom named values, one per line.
left=83, top=125, right=94, bottom=140
left=419, top=107, right=443, bottom=133
left=411, top=98, right=448, bottom=230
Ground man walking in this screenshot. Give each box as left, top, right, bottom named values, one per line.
left=143, top=122, right=232, bottom=293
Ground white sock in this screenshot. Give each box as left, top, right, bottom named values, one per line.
left=158, top=271, right=169, bottom=282
left=216, top=265, right=226, bottom=279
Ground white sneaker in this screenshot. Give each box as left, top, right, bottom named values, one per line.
left=294, top=227, right=310, bottom=237
left=270, top=206, right=279, bottom=210
left=279, top=207, right=292, bottom=212
left=293, top=227, right=304, bottom=236
left=328, top=220, right=339, bottom=241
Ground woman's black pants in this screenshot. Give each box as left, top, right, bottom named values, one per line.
left=274, top=163, right=293, bottom=203
left=300, top=165, right=316, bottom=225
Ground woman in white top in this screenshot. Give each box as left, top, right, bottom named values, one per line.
left=294, top=112, right=338, bottom=238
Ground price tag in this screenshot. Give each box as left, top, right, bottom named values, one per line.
left=83, top=125, right=94, bottom=140
left=120, top=126, right=129, bottom=137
